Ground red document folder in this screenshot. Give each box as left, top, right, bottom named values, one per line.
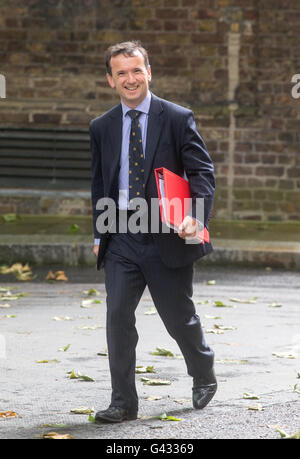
left=154, top=167, right=210, bottom=244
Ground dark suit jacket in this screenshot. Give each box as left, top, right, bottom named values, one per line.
left=89, top=92, right=215, bottom=270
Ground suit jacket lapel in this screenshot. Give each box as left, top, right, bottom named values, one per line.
left=107, top=104, right=122, bottom=196
left=144, top=94, right=164, bottom=186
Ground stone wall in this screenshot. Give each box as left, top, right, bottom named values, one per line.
left=0, top=0, right=299, bottom=220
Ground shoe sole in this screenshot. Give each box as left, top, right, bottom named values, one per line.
left=95, top=414, right=137, bottom=423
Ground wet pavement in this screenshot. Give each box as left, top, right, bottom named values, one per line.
left=0, top=266, right=299, bottom=440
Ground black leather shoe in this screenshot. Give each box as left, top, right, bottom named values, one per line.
left=95, top=406, right=138, bottom=423
left=192, top=368, right=217, bottom=410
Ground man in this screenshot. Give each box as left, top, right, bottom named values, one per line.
left=89, top=41, right=217, bottom=423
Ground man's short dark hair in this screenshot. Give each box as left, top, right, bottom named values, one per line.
left=105, top=41, right=150, bottom=76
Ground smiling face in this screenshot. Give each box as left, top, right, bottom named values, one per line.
left=106, top=51, right=152, bottom=108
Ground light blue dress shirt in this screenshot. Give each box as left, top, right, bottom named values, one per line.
left=94, top=91, right=151, bottom=245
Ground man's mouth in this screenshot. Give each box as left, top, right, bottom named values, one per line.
left=125, top=86, right=138, bottom=92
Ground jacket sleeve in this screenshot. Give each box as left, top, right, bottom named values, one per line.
left=180, top=111, right=215, bottom=229
left=89, top=121, right=104, bottom=239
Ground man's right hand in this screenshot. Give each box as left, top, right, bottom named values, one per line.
left=93, top=245, right=99, bottom=257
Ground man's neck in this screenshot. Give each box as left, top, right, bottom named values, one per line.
left=121, top=91, right=151, bottom=111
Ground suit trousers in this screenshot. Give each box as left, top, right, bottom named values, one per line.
left=103, top=230, right=214, bottom=412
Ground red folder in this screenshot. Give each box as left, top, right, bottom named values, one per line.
left=154, top=167, right=210, bottom=244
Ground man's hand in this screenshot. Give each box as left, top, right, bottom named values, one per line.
left=93, top=244, right=99, bottom=257
left=178, top=216, right=199, bottom=239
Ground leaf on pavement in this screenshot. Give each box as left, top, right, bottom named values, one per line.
left=46, top=270, right=68, bottom=282
left=272, top=352, right=297, bottom=359
left=216, top=359, right=249, bottom=364
left=145, top=395, right=163, bottom=401
left=151, top=347, right=174, bottom=357
left=52, top=316, right=73, bottom=321
left=144, top=307, right=157, bottom=315
left=247, top=403, right=263, bottom=411
left=70, top=407, right=94, bottom=414
left=0, top=263, right=33, bottom=281
left=54, top=271, right=68, bottom=281
left=268, top=302, right=282, bottom=308
left=275, top=428, right=300, bottom=439
left=205, top=328, right=224, bottom=334
left=0, top=290, right=26, bottom=300
left=97, top=349, right=108, bottom=356
left=141, top=377, right=171, bottom=386
left=78, top=324, right=102, bottom=330
left=207, top=280, right=216, bottom=285
left=292, top=384, right=300, bottom=394
left=36, top=359, right=60, bottom=364
left=214, top=301, right=233, bottom=308
left=229, top=297, right=258, bottom=304
left=46, top=270, right=56, bottom=281
left=243, top=392, right=260, bottom=400
left=78, top=373, right=95, bottom=382
left=43, top=432, right=74, bottom=440
left=0, top=303, right=11, bottom=309
left=214, top=324, right=237, bottom=331
left=68, top=370, right=94, bottom=382
left=135, top=365, right=156, bottom=374
left=157, top=413, right=182, bottom=421
left=58, top=344, right=71, bottom=352
left=83, top=288, right=100, bottom=296
left=0, top=411, right=18, bottom=418
left=80, top=299, right=102, bottom=308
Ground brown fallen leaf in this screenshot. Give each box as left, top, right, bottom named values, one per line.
left=46, top=270, right=56, bottom=281
left=46, top=270, right=68, bottom=282
left=0, top=263, right=33, bottom=281
left=43, top=432, right=74, bottom=440
left=55, top=271, right=68, bottom=281
left=16, top=270, right=33, bottom=281
left=0, top=411, right=18, bottom=418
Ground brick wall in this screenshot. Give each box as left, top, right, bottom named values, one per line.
left=0, top=0, right=299, bottom=220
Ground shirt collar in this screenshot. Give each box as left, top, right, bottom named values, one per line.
left=121, top=90, right=151, bottom=118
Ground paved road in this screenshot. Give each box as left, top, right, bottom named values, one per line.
left=0, top=266, right=299, bottom=439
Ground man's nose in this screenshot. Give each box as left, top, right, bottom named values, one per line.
left=127, top=72, right=136, bottom=83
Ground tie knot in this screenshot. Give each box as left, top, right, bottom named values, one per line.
left=127, top=110, right=141, bottom=120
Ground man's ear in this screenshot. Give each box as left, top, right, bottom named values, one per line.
left=147, top=65, right=152, bottom=83
left=106, top=73, right=115, bottom=89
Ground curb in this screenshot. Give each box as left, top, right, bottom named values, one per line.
left=1, top=239, right=300, bottom=270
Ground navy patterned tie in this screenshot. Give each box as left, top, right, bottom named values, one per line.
left=127, top=110, right=145, bottom=209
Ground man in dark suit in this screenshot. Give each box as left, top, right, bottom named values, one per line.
left=90, top=41, right=217, bottom=423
